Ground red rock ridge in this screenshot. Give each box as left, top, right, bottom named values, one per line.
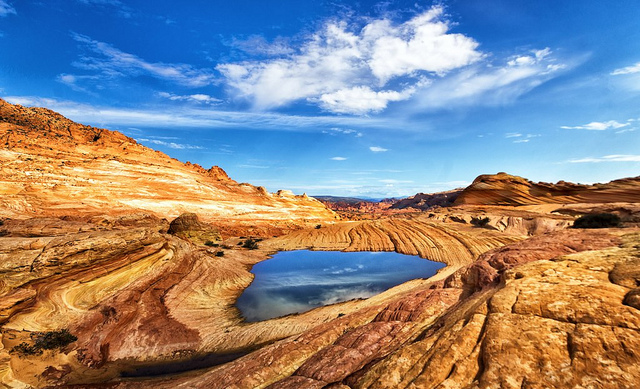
left=454, top=172, right=640, bottom=206
left=0, top=98, right=336, bottom=225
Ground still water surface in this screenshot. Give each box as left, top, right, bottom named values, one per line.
left=236, top=250, right=445, bottom=322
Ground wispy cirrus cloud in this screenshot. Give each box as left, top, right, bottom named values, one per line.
left=137, top=138, right=204, bottom=150
left=229, top=35, right=294, bottom=57
left=369, top=146, right=388, bottom=152
left=65, top=33, right=217, bottom=88
left=560, top=120, right=630, bottom=131
left=411, top=48, right=566, bottom=110
left=505, top=133, right=540, bottom=143
left=568, top=155, right=640, bottom=163
left=322, top=127, right=363, bottom=137
left=0, top=0, right=16, bottom=17
left=331, top=157, right=347, bottom=161
left=75, top=0, right=133, bottom=18
left=3, top=96, right=397, bottom=131
left=158, top=92, right=222, bottom=104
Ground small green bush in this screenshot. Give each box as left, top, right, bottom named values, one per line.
left=573, top=213, right=621, bottom=229
left=242, top=238, right=259, bottom=250
left=471, top=216, right=490, bottom=227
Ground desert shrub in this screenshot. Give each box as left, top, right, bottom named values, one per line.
left=573, top=213, right=621, bottom=229
left=242, top=238, right=259, bottom=250
left=204, top=240, right=217, bottom=247
left=315, top=224, right=322, bottom=229
left=215, top=251, right=225, bottom=257
left=11, top=342, right=40, bottom=355
left=471, top=216, right=490, bottom=227
left=11, top=329, right=77, bottom=356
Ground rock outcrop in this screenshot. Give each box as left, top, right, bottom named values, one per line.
left=390, top=189, right=463, bottom=210
left=2, top=99, right=640, bottom=388
left=454, top=172, right=640, bottom=206
left=0, top=98, right=335, bottom=229
left=116, top=229, right=635, bottom=389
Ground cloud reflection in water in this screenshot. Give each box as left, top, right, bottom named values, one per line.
left=236, top=250, right=445, bottom=322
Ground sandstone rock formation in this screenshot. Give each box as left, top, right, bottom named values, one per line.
left=1, top=99, right=639, bottom=388
left=454, top=172, right=640, bottom=206
left=108, top=229, right=636, bottom=389
left=0, top=98, right=335, bottom=230
left=390, top=189, right=463, bottom=211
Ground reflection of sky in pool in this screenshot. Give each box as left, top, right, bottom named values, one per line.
left=236, top=250, right=446, bottom=322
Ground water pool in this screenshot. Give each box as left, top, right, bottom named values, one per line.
left=236, top=250, right=445, bottom=322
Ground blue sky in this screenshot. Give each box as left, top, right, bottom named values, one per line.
left=1, top=0, right=639, bottom=198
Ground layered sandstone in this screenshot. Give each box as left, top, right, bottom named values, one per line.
left=1, top=99, right=639, bottom=389
left=454, top=172, right=640, bottom=206
left=0, top=212, right=521, bottom=387
left=109, top=229, right=635, bottom=389
left=0, top=98, right=335, bottom=229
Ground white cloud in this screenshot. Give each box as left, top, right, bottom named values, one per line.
left=230, top=35, right=294, bottom=56
left=158, top=92, right=222, bottom=104
left=568, top=155, right=640, bottom=163
left=137, top=138, right=204, bottom=150
left=217, top=6, right=482, bottom=113
left=4, top=96, right=396, bottom=131
left=68, top=33, right=216, bottom=87
left=318, top=85, right=414, bottom=115
left=0, top=0, right=15, bottom=16
left=323, top=127, right=363, bottom=137
left=506, top=133, right=540, bottom=143
left=331, top=157, right=347, bottom=161
left=560, top=120, right=630, bottom=131
left=411, top=48, right=565, bottom=109
left=611, top=61, right=640, bottom=75
left=369, top=146, right=388, bottom=152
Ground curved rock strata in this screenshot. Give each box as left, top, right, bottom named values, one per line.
left=0, top=213, right=518, bottom=387
left=0, top=98, right=335, bottom=228
left=454, top=172, right=640, bottom=206
left=115, top=229, right=632, bottom=389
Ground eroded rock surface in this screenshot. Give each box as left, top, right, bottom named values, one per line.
left=121, top=230, right=635, bottom=389
left=454, top=172, right=640, bottom=206
left=0, top=98, right=335, bottom=230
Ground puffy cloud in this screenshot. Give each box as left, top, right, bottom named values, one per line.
left=560, top=120, right=630, bottom=131
left=217, top=6, right=482, bottom=113
left=611, top=61, right=640, bottom=75
left=318, top=86, right=414, bottom=115
left=0, top=0, right=16, bottom=17
left=369, top=146, right=388, bottom=152
left=568, top=155, right=640, bottom=163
